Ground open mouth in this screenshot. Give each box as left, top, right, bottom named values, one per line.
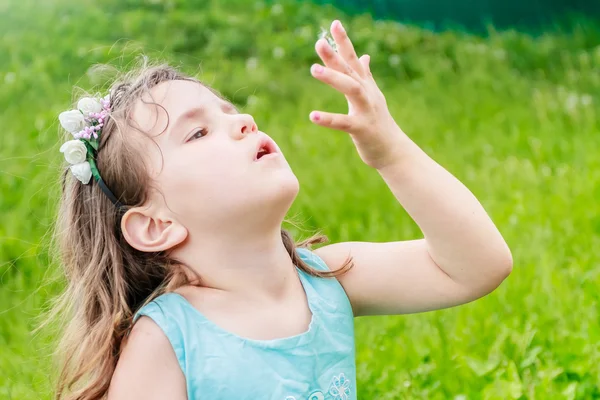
left=254, top=137, right=278, bottom=161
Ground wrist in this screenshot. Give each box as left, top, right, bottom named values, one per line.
left=373, top=127, right=421, bottom=172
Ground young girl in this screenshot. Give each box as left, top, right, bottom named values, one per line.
left=54, top=20, right=512, bottom=400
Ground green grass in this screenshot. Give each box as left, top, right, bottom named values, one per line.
left=1, top=0, right=600, bottom=398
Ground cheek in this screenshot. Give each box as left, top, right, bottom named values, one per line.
left=156, top=145, right=249, bottom=211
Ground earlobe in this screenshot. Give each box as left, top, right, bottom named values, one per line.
left=121, top=207, right=188, bottom=253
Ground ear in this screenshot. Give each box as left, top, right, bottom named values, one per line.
left=121, top=206, right=188, bottom=253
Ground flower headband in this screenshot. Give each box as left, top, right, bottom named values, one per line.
left=58, top=95, right=123, bottom=207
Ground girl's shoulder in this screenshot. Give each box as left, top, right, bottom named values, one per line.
left=295, top=247, right=354, bottom=317
left=111, top=313, right=187, bottom=399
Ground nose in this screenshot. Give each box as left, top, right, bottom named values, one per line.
left=234, top=114, right=258, bottom=138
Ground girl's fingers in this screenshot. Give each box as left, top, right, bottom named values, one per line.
left=359, top=54, right=372, bottom=78
left=315, top=39, right=359, bottom=80
left=310, top=64, right=369, bottom=110
left=309, top=110, right=361, bottom=133
left=330, top=20, right=365, bottom=78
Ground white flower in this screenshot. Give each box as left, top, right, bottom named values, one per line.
left=4, top=72, right=16, bottom=84
left=565, top=93, right=578, bottom=112
left=59, top=110, right=86, bottom=134
left=581, top=94, right=593, bottom=106
left=271, top=4, right=283, bottom=15
left=388, top=54, right=401, bottom=67
left=60, top=140, right=88, bottom=165
left=493, top=49, right=506, bottom=60
left=272, top=47, right=285, bottom=59
left=246, top=57, right=258, bottom=70
left=70, top=161, right=93, bottom=184
left=329, top=373, right=351, bottom=400
left=77, top=97, right=102, bottom=115
left=246, top=95, right=259, bottom=106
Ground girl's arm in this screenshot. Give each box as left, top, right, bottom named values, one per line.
left=314, top=140, right=512, bottom=316
left=309, top=21, right=512, bottom=316
left=108, top=317, right=187, bottom=399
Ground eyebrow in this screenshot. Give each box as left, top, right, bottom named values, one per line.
left=169, top=107, right=204, bottom=139
left=168, top=102, right=239, bottom=139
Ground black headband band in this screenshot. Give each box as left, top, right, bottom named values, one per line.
left=94, top=174, right=124, bottom=209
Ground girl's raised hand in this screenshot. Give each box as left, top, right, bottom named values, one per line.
left=310, top=20, right=407, bottom=170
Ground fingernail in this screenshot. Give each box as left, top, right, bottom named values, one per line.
left=337, top=20, right=345, bottom=33
left=310, top=111, right=320, bottom=122
left=311, top=64, right=323, bottom=75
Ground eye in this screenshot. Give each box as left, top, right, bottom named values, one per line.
left=186, top=127, right=208, bottom=142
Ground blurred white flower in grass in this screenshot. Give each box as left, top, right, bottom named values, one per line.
left=296, top=26, right=312, bottom=40
left=581, top=94, right=593, bottom=106
left=246, top=57, right=258, bottom=71
left=375, top=20, right=386, bottom=29
left=246, top=95, right=259, bottom=107
left=465, top=43, right=487, bottom=54
left=35, top=117, right=46, bottom=132
left=565, top=92, right=593, bottom=113
left=388, top=54, right=401, bottom=67
left=394, top=21, right=408, bottom=31
left=541, top=165, right=552, bottom=177
left=493, top=49, right=506, bottom=60
left=385, top=33, right=398, bottom=46
left=579, top=51, right=591, bottom=68
left=271, top=3, right=283, bottom=15
left=273, top=47, right=285, bottom=59
left=482, top=143, right=494, bottom=155
left=4, top=72, right=16, bottom=84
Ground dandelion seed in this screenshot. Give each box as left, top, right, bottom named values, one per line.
left=319, top=27, right=337, bottom=53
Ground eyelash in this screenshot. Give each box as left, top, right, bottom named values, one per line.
left=187, top=127, right=208, bottom=142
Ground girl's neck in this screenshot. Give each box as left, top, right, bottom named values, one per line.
left=173, top=227, right=297, bottom=301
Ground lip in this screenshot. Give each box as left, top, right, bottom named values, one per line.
left=254, top=135, right=279, bottom=161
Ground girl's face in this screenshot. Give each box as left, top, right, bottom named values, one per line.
left=132, top=80, right=299, bottom=236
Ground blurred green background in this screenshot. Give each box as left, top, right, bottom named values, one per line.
left=1, top=0, right=600, bottom=398
left=317, top=0, right=600, bottom=32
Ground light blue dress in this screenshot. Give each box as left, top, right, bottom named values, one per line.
left=134, top=248, right=357, bottom=400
